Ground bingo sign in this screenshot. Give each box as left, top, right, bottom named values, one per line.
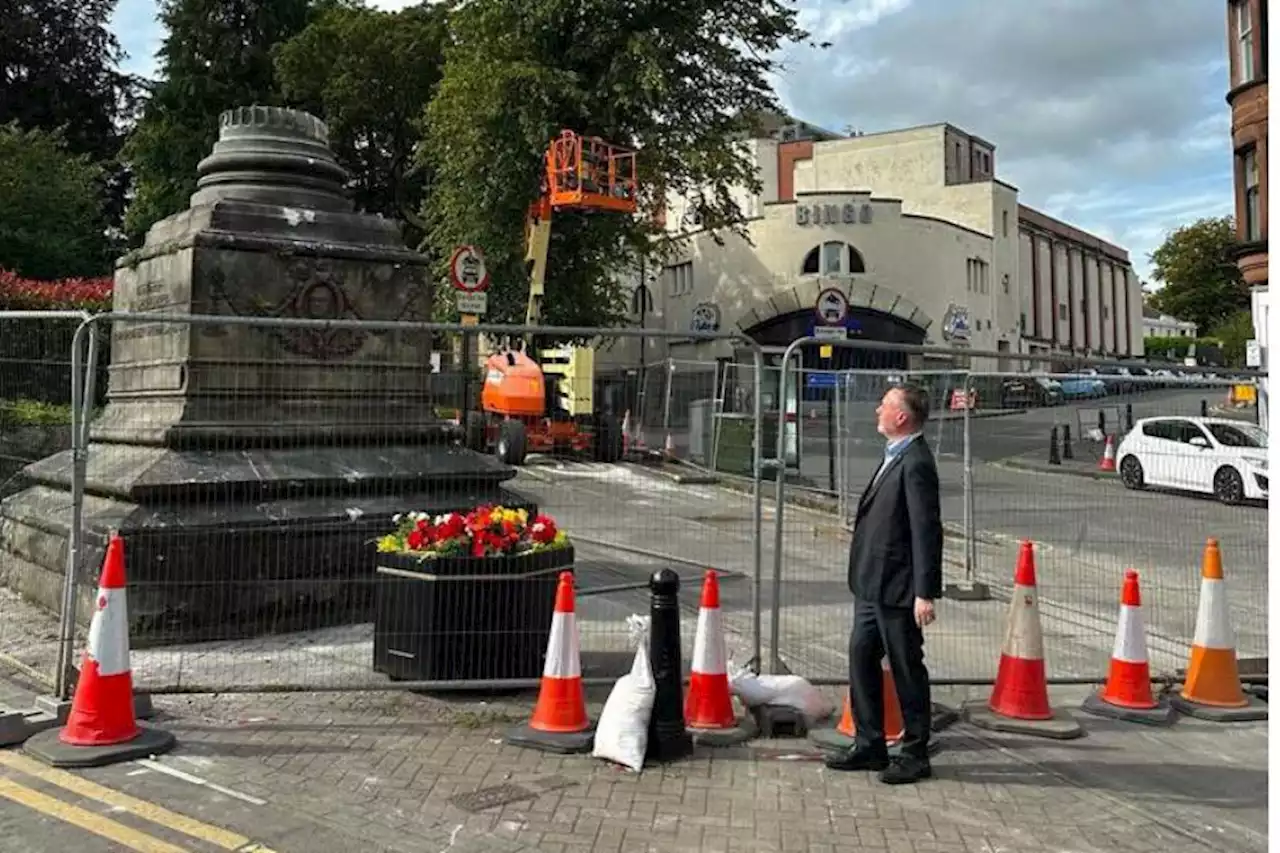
left=450, top=245, right=490, bottom=316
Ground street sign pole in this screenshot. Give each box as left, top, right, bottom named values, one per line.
left=450, top=245, right=490, bottom=423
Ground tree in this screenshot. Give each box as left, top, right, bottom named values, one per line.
left=1209, top=310, right=1255, bottom=367
left=0, top=124, right=112, bottom=280
left=419, top=0, right=814, bottom=327
left=1148, top=216, right=1250, bottom=335
left=2, top=0, right=141, bottom=231
left=273, top=2, right=450, bottom=247
left=121, top=0, right=320, bottom=243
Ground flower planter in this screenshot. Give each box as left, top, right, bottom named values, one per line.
left=372, top=544, right=575, bottom=683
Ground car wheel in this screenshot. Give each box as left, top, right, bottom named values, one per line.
left=1213, top=466, right=1245, bottom=506
left=1118, top=455, right=1144, bottom=490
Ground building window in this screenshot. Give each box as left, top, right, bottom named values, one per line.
left=665, top=262, right=693, bottom=298
left=1241, top=146, right=1261, bottom=241
left=1058, top=304, right=1068, bottom=322
left=966, top=258, right=989, bottom=294
left=631, top=283, right=653, bottom=315
left=1020, top=313, right=1026, bottom=333
left=801, top=241, right=866, bottom=275
left=1235, top=0, right=1255, bottom=84
left=1001, top=210, right=1009, bottom=237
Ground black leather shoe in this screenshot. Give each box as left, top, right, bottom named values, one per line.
left=877, top=755, right=932, bottom=784
left=824, top=747, right=889, bottom=772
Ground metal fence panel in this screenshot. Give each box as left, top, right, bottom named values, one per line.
left=33, top=315, right=766, bottom=694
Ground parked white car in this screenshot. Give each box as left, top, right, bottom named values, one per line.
left=1116, top=417, right=1268, bottom=505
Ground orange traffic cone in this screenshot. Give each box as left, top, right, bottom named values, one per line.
left=23, top=533, right=176, bottom=768
left=1098, top=435, right=1116, bottom=472
left=685, top=571, right=751, bottom=745
left=1171, top=540, right=1267, bottom=721
left=621, top=410, right=632, bottom=455
left=964, top=541, right=1082, bottom=738
left=506, top=571, right=596, bottom=752
left=809, top=659, right=904, bottom=752
left=1082, top=569, right=1174, bottom=724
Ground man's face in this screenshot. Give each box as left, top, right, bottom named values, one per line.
left=876, top=388, right=908, bottom=437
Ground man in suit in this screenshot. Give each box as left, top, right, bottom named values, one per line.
left=825, top=382, right=943, bottom=784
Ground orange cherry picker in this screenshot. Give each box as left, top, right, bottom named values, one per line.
left=466, top=130, right=638, bottom=465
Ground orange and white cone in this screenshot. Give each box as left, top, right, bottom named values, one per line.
left=23, top=533, right=176, bottom=768
left=810, top=659, right=904, bottom=752
left=621, top=410, right=632, bottom=455
left=506, top=571, right=596, bottom=752
left=1082, top=569, right=1175, bottom=724
left=1170, top=540, right=1267, bottom=721
left=964, top=541, right=1082, bottom=738
left=1098, top=435, right=1116, bottom=472
left=684, top=571, right=750, bottom=744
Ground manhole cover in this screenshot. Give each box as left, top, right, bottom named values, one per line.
left=448, top=783, right=537, bottom=813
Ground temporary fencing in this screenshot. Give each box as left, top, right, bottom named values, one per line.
left=0, top=311, right=1268, bottom=701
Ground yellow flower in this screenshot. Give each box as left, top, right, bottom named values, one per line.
left=376, top=535, right=401, bottom=553
left=502, top=508, right=522, bottom=524
left=552, top=530, right=568, bottom=546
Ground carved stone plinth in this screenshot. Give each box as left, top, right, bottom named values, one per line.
left=0, top=106, right=520, bottom=644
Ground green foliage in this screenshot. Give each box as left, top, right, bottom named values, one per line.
left=1208, top=310, right=1255, bottom=367
left=0, top=399, right=74, bottom=427
left=1, top=0, right=140, bottom=228
left=419, top=0, right=813, bottom=328
left=0, top=125, right=112, bottom=279
left=121, top=0, right=319, bottom=243
left=274, top=2, right=451, bottom=247
left=1148, top=216, right=1250, bottom=335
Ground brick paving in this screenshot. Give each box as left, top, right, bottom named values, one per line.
left=131, top=684, right=1264, bottom=853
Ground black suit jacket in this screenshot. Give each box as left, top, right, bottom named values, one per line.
left=847, top=435, right=944, bottom=608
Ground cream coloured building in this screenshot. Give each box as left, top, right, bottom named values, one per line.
left=604, top=119, right=1145, bottom=377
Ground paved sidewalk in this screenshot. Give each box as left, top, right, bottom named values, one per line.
left=1, top=674, right=1262, bottom=853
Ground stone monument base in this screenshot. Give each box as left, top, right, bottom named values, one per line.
left=0, top=442, right=530, bottom=646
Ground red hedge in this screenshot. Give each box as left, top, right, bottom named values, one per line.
left=0, top=269, right=113, bottom=312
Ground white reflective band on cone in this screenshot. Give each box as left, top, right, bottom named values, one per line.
left=1191, top=579, right=1235, bottom=650
left=1112, top=605, right=1148, bottom=664
left=542, top=612, right=581, bottom=678
left=691, top=608, right=727, bottom=674
left=1003, top=584, right=1045, bottom=660
left=87, top=586, right=131, bottom=677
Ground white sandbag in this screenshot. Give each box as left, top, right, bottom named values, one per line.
left=729, top=663, right=833, bottom=722
left=592, top=615, right=655, bottom=772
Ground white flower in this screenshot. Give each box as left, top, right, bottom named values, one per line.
left=392, top=513, right=403, bottom=524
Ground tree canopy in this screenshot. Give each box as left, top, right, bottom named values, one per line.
left=1148, top=216, right=1250, bottom=335
left=419, top=0, right=813, bottom=326
left=273, top=2, right=451, bottom=248
left=0, top=124, right=112, bottom=280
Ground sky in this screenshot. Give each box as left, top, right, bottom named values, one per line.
left=108, top=0, right=1235, bottom=284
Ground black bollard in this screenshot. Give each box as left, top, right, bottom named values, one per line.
left=1097, top=410, right=1106, bottom=435
left=1125, top=403, right=1133, bottom=433
left=646, top=568, right=693, bottom=762
left=1200, top=399, right=1208, bottom=418
left=1048, top=426, right=1061, bottom=465
left=1061, top=423, right=1073, bottom=460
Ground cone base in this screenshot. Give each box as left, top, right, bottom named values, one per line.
left=504, top=722, right=595, bottom=754
left=961, top=700, right=1084, bottom=740
left=687, top=719, right=755, bottom=747
left=1081, top=691, right=1176, bottom=726
left=1170, top=693, right=1268, bottom=723
left=23, top=722, right=175, bottom=769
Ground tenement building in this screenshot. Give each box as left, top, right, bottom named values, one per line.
left=610, top=117, right=1143, bottom=378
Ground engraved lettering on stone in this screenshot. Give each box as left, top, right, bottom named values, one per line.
left=860, top=204, right=873, bottom=224
left=795, top=205, right=810, bottom=226
left=841, top=203, right=857, bottom=224
left=822, top=204, right=839, bottom=225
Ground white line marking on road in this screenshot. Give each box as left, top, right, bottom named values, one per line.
left=135, top=759, right=267, bottom=806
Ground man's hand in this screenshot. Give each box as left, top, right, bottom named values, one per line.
left=914, top=597, right=936, bottom=628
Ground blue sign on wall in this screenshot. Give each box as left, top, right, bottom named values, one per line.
left=805, top=373, right=839, bottom=388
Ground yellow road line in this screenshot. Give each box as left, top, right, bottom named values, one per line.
left=0, top=751, right=260, bottom=850
left=0, top=776, right=191, bottom=853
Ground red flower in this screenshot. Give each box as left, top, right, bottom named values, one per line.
left=436, top=513, right=466, bottom=540
left=529, top=515, right=557, bottom=544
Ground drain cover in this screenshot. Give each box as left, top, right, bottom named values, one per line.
left=449, top=783, right=537, bottom=813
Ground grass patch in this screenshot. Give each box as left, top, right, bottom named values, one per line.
left=0, top=399, right=73, bottom=426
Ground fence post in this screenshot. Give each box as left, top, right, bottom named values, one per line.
left=55, top=319, right=98, bottom=700
left=750, top=349, right=765, bottom=673
left=944, top=371, right=989, bottom=602
left=834, top=374, right=845, bottom=520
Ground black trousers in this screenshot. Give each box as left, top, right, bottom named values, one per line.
left=848, top=597, right=931, bottom=759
